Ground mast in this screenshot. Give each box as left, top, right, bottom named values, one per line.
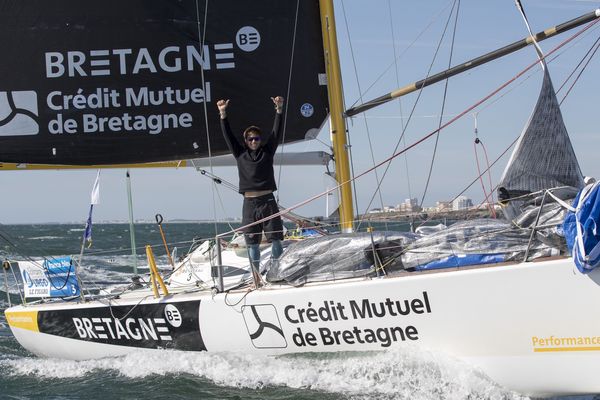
left=346, top=9, right=600, bottom=116
left=320, top=0, right=354, bottom=233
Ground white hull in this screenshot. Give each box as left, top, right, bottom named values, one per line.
left=6, top=256, right=600, bottom=397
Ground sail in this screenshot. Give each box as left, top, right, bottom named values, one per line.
left=0, top=0, right=328, bottom=165
left=497, top=69, right=584, bottom=204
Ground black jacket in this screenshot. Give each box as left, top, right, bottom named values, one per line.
left=220, top=112, right=283, bottom=194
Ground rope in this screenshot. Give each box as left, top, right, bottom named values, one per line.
left=345, top=0, right=455, bottom=109
left=195, top=169, right=237, bottom=232
left=275, top=0, right=300, bottom=201
left=356, top=0, right=460, bottom=231
left=473, top=137, right=497, bottom=218
left=388, top=0, right=414, bottom=210
left=340, top=0, right=386, bottom=228
left=193, top=0, right=219, bottom=237
left=559, top=34, right=600, bottom=105
left=420, top=0, right=461, bottom=209
left=557, top=34, right=600, bottom=96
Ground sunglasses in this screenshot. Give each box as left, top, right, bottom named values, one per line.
left=246, top=136, right=261, bottom=142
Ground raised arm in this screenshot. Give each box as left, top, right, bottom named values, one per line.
left=218, top=99, right=243, bottom=157
left=264, top=96, right=284, bottom=154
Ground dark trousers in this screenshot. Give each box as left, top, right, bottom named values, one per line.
left=242, top=193, right=284, bottom=245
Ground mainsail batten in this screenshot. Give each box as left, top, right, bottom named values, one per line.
left=0, top=0, right=329, bottom=165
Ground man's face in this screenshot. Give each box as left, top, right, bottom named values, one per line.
left=245, top=133, right=262, bottom=150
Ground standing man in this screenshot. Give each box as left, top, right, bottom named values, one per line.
left=217, top=96, right=285, bottom=287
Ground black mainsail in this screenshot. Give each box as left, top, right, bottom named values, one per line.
left=0, top=0, right=328, bottom=165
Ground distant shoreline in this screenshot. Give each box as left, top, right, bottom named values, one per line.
left=360, top=208, right=495, bottom=222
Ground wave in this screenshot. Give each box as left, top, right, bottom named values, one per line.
left=1, top=348, right=528, bottom=400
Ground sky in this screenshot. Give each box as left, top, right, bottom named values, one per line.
left=1, top=0, right=599, bottom=224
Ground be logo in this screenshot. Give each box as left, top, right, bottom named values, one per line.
left=164, top=304, right=182, bottom=328
left=236, top=26, right=261, bottom=52
left=0, top=91, right=39, bottom=136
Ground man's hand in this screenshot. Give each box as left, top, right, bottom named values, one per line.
left=271, top=96, right=284, bottom=113
left=217, top=99, right=229, bottom=118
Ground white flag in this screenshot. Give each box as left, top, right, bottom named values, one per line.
left=90, top=170, right=100, bottom=205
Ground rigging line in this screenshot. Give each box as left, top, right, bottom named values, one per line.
left=420, top=0, right=461, bottom=209
left=341, top=95, right=361, bottom=222
left=474, top=137, right=495, bottom=217
left=346, top=116, right=361, bottom=223
left=340, top=0, right=385, bottom=229
left=195, top=168, right=238, bottom=232
left=475, top=123, right=497, bottom=218
left=218, top=17, right=598, bottom=240
left=388, top=0, right=413, bottom=203
left=275, top=0, right=300, bottom=202
left=198, top=169, right=238, bottom=192
left=194, top=0, right=220, bottom=236
left=356, top=0, right=458, bottom=231
left=346, top=0, right=455, bottom=109
left=417, top=134, right=520, bottom=231
left=0, top=228, right=62, bottom=271
left=203, top=172, right=237, bottom=232
left=559, top=35, right=600, bottom=105
left=557, top=33, right=600, bottom=95
left=480, top=138, right=496, bottom=213
left=514, top=0, right=545, bottom=63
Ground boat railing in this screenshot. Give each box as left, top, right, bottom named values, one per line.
left=520, top=185, right=578, bottom=263
left=213, top=236, right=225, bottom=293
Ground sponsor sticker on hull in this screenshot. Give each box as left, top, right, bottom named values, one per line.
left=532, top=335, right=600, bottom=352
left=37, top=300, right=206, bottom=351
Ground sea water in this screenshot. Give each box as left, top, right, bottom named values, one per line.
left=0, top=223, right=596, bottom=400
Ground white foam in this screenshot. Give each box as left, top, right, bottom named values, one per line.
left=1, top=348, right=529, bottom=399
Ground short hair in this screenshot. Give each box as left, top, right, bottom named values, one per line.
left=243, top=125, right=262, bottom=139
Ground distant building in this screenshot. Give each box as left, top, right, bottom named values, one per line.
left=397, top=198, right=420, bottom=213
left=436, top=201, right=452, bottom=211
left=452, top=196, right=473, bottom=210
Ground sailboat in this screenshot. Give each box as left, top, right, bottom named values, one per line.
left=2, top=0, right=600, bottom=397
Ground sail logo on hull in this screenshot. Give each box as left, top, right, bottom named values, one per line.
left=0, top=91, right=39, bottom=136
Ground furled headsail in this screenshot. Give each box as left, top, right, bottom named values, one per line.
left=497, top=68, right=584, bottom=216
left=0, top=0, right=328, bottom=165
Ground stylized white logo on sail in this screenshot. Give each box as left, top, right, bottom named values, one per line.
left=236, top=26, right=261, bottom=52
left=0, top=91, right=39, bottom=136
left=164, top=304, right=182, bottom=327
left=242, top=304, right=287, bottom=349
